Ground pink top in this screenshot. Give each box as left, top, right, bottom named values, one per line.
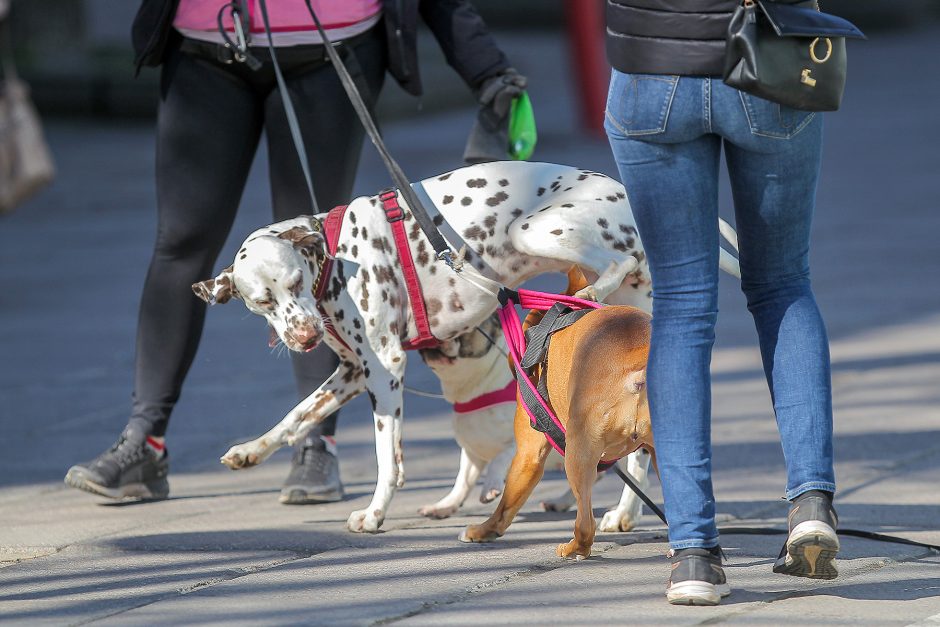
left=174, top=0, right=382, bottom=46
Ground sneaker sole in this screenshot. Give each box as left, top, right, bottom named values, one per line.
left=666, top=581, right=731, bottom=606
left=65, top=468, right=169, bottom=501
left=279, top=487, right=344, bottom=504
left=773, top=520, right=839, bottom=579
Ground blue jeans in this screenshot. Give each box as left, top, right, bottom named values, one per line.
left=605, top=71, right=836, bottom=550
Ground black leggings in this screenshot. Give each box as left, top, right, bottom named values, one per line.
left=128, top=28, right=387, bottom=438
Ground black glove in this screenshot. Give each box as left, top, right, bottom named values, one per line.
left=463, top=68, right=528, bottom=164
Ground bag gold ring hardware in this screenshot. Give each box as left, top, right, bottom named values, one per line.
left=810, top=37, right=833, bottom=63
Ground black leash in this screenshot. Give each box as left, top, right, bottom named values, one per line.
left=299, top=0, right=461, bottom=271
left=609, top=469, right=940, bottom=552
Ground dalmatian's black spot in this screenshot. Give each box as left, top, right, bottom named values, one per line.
left=353, top=318, right=361, bottom=329
left=409, top=221, right=421, bottom=241
left=461, top=197, right=473, bottom=206
left=619, top=224, right=637, bottom=235
left=511, top=208, right=523, bottom=218
left=380, top=335, right=388, bottom=347
left=467, top=178, right=487, bottom=188
left=537, top=187, right=546, bottom=196
left=486, top=192, right=509, bottom=207
left=416, top=240, right=430, bottom=266
left=438, top=172, right=452, bottom=181
left=429, top=266, right=437, bottom=275
left=361, top=227, right=369, bottom=240
left=498, top=179, right=509, bottom=187
left=463, top=225, right=485, bottom=240
left=356, top=347, right=363, bottom=356
left=433, top=214, right=444, bottom=226
left=354, top=334, right=363, bottom=344
left=351, top=244, right=358, bottom=258
left=617, top=191, right=626, bottom=199
left=369, top=317, right=375, bottom=326
left=381, top=290, right=388, bottom=302
left=613, top=241, right=628, bottom=252
left=521, top=223, right=530, bottom=230
left=448, top=277, right=456, bottom=287
left=389, top=320, right=400, bottom=335
left=427, top=298, right=443, bottom=316
left=442, top=195, right=454, bottom=205
left=349, top=212, right=357, bottom=224
left=351, top=226, right=359, bottom=238
left=602, top=231, right=614, bottom=241
left=578, top=174, right=588, bottom=181
left=564, top=187, right=572, bottom=192
left=483, top=214, right=498, bottom=230
left=538, top=205, right=551, bottom=213
left=394, top=408, right=401, bottom=417
left=362, top=269, right=371, bottom=284
left=606, top=195, right=618, bottom=202
left=561, top=203, right=574, bottom=208
left=335, top=309, right=345, bottom=321
left=551, top=229, right=563, bottom=235
left=240, top=254, right=247, bottom=260
left=550, top=181, right=561, bottom=192
left=598, top=218, right=609, bottom=229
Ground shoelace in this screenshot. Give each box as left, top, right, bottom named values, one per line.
left=107, top=436, right=149, bottom=467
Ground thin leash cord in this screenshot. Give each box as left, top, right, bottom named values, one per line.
left=255, top=0, right=319, bottom=217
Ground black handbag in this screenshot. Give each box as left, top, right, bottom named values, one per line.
left=723, top=0, right=865, bottom=111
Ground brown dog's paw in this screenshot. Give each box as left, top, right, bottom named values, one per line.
left=556, top=540, right=591, bottom=560
left=458, top=524, right=502, bottom=543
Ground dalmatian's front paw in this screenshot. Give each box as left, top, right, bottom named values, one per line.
left=346, top=508, right=384, bottom=533
left=220, top=445, right=259, bottom=469
left=598, top=507, right=639, bottom=533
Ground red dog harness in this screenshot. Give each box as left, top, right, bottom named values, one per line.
left=314, top=190, right=438, bottom=351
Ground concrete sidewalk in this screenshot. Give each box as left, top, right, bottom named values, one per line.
left=1, top=26, right=939, bottom=626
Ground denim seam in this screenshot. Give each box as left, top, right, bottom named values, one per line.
left=786, top=481, right=836, bottom=501
left=671, top=537, right=721, bottom=550
left=703, top=78, right=712, bottom=134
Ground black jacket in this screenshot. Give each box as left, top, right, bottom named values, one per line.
left=131, top=0, right=509, bottom=95
left=605, top=0, right=801, bottom=76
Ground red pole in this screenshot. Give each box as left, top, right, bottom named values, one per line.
left=565, top=0, right=610, bottom=137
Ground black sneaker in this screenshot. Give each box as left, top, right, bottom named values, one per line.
left=279, top=437, right=344, bottom=504
left=773, top=490, right=839, bottom=579
left=64, top=427, right=169, bottom=500
left=666, top=546, right=731, bottom=606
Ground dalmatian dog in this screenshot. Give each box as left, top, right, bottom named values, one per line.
left=194, top=160, right=740, bottom=533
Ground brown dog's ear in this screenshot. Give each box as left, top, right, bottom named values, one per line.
left=277, top=226, right=325, bottom=256
left=192, top=265, right=236, bottom=305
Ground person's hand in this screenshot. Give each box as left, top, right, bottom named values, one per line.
left=464, top=68, right=529, bottom=164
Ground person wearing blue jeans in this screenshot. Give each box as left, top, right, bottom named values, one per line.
left=605, top=0, right=839, bottom=607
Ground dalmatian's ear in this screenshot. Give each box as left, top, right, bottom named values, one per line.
left=192, top=265, right=237, bottom=305
left=277, top=225, right=325, bottom=256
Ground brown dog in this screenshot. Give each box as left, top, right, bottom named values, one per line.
left=459, top=271, right=655, bottom=559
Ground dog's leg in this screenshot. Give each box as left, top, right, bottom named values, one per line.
left=480, top=445, right=514, bottom=503
left=598, top=449, right=652, bottom=533
left=459, top=405, right=550, bottom=543
left=541, top=473, right=604, bottom=512
left=220, top=357, right=363, bottom=470
left=418, top=448, right=486, bottom=519
left=556, top=431, right=603, bottom=560
left=345, top=344, right=408, bottom=533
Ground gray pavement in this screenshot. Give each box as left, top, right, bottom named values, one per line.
left=2, top=26, right=940, bottom=626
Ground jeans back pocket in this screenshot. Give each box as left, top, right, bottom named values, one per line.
left=605, top=70, right=679, bottom=137
left=738, top=92, right=816, bottom=139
